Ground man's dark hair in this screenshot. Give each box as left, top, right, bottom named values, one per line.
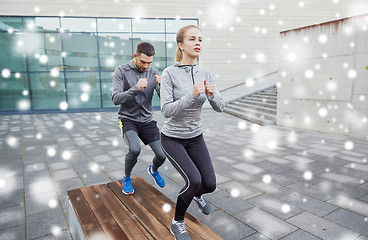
left=136, top=42, right=155, bottom=56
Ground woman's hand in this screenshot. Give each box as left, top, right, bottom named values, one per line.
left=204, top=80, right=215, bottom=96
left=192, top=83, right=205, bottom=98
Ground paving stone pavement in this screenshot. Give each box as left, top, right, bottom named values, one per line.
left=0, top=110, right=367, bottom=240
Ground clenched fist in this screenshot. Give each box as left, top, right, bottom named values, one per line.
left=137, top=78, right=148, bottom=90
left=204, top=80, right=215, bottom=96
left=192, top=83, right=205, bottom=98
left=155, top=75, right=162, bottom=85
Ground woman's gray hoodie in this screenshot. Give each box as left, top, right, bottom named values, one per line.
left=160, top=63, right=224, bottom=139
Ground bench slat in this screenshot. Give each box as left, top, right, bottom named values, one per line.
left=134, top=177, right=223, bottom=240
left=67, top=189, right=109, bottom=240
left=90, top=184, right=153, bottom=240
left=131, top=178, right=203, bottom=240
left=69, top=177, right=222, bottom=240
left=81, top=186, right=129, bottom=240
left=108, top=181, right=173, bottom=240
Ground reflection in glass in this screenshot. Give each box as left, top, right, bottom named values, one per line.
left=66, top=72, right=101, bottom=109
left=61, top=18, right=97, bottom=32
left=100, top=72, right=115, bottom=108
left=29, top=72, right=66, bottom=110
left=166, top=19, right=198, bottom=33
left=23, top=17, right=60, bottom=32
left=0, top=17, right=23, bottom=32
left=62, top=33, right=99, bottom=71
left=132, top=19, right=165, bottom=32
left=133, top=34, right=166, bottom=71
left=98, top=33, right=133, bottom=71
left=0, top=73, right=30, bottom=111
left=97, top=18, right=131, bottom=32
left=0, top=32, right=26, bottom=72
left=25, top=32, right=63, bottom=71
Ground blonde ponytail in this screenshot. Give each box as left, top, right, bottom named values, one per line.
left=175, top=47, right=182, bottom=62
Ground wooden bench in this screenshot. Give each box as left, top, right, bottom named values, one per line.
left=67, top=176, right=223, bottom=240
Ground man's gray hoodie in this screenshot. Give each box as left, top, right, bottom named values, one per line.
left=112, top=59, right=159, bottom=122
left=160, top=63, right=224, bottom=139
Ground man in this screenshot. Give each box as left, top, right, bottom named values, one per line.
left=112, top=42, right=166, bottom=195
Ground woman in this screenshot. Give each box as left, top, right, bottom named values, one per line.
left=160, top=25, right=224, bottom=240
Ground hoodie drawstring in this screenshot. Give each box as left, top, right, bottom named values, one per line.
left=191, top=66, right=194, bottom=85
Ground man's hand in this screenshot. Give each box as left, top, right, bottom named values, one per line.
left=137, top=78, right=148, bottom=90
left=155, top=75, right=162, bottom=85
left=204, top=80, right=215, bottom=96
left=192, top=83, right=205, bottom=98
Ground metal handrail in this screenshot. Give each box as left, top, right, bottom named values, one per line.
left=220, top=71, right=278, bottom=92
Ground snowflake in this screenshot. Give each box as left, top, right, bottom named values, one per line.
left=1, top=69, right=11, bottom=78
left=303, top=171, right=313, bottom=180
left=262, top=174, right=272, bottom=184
left=162, top=203, right=171, bottom=213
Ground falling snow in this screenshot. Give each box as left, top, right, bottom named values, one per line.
left=1, top=69, right=11, bottom=78
left=344, top=141, right=354, bottom=150
left=162, top=203, right=171, bottom=213
left=50, top=68, right=59, bottom=77
left=262, top=174, right=272, bottom=184
left=0, top=1, right=367, bottom=239
left=62, top=151, right=71, bottom=160
left=47, top=147, right=56, bottom=157
left=64, top=120, right=74, bottom=129
left=303, top=171, right=313, bottom=180
left=230, top=188, right=240, bottom=198
left=59, top=101, right=68, bottom=110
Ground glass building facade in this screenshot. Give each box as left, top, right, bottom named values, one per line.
left=0, top=16, right=198, bottom=113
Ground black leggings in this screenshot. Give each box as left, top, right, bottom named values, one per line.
left=161, top=133, right=216, bottom=221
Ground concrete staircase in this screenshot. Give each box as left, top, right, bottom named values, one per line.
left=224, top=85, right=277, bottom=126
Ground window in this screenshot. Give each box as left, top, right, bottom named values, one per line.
left=98, top=33, right=132, bottom=71
left=65, top=72, right=101, bottom=109
left=0, top=16, right=198, bottom=113
left=25, top=32, right=63, bottom=71
left=132, top=19, right=165, bottom=33
left=61, top=18, right=97, bottom=32
left=0, top=73, right=30, bottom=111
left=100, top=71, right=115, bottom=108
left=29, top=72, right=66, bottom=110
left=62, top=32, right=99, bottom=71
left=0, top=32, right=26, bottom=72
left=97, top=18, right=131, bottom=32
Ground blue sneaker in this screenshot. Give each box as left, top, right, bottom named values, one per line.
left=147, top=165, right=165, bottom=188
left=122, top=176, right=134, bottom=195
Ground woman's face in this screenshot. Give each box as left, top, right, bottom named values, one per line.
left=179, top=27, right=202, bottom=59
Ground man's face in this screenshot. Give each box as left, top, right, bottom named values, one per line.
left=134, top=53, right=154, bottom=72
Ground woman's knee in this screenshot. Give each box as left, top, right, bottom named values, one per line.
left=190, top=176, right=202, bottom=192
left=204, top=181, right=216, bottom=193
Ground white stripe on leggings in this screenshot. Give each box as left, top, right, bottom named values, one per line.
left=162, top=145, right=191, bottom=197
